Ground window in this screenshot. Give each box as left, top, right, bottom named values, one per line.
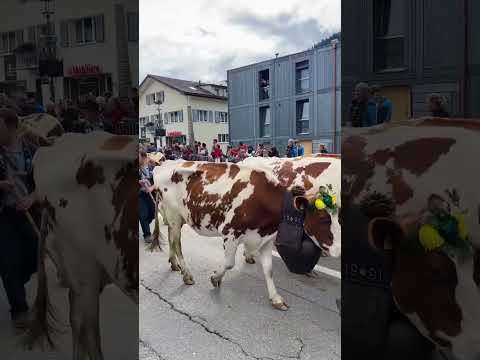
left=155, top=91, right=164, bottom=104
left=140, top=127, right=146, bottom=138
left=75, top=16, right=104, bottom=44
left=296, top=60, right=310, bottom=93
left=0, top=30, right=24, bottom=53
left=296, top=100, right=310, bottom=135
left=259, top=106, right=271, bottom=138
left=218, top=134, right=229, bottom=143
left=164, top=113, right=169, bottom=124
left=196, top=110, right=208, bottom=122
left=216, top=111, right=228, bottom=123
left=259, top=69, right=270, bottom=101
left=146, top=94, right=156, bottom=105
left=374, top=0, right=406, bottom=71
left=127, top=12, right=139, bottom=42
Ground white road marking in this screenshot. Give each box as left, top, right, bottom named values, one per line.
left=272, top=251, right=341, bottom=280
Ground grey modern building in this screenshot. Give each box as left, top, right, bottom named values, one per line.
left=342, top=0, right=480, bottom=121
left=227, top=39, right=341, bottom=155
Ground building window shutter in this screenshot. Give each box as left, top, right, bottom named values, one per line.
left=67, top=20, right=76, bottom=46
left=16, top=30, right=24, bottom=46
left=209, top=111, right=213, bottom=122
left=180, top=110, right=183, bottom=122
left=60, top=21, right=69, bottom=47
left=215, top=111, right=219, bottom=123
left=95, top=15, right=104, bottom=42
left=27, top=26, right=36, bottom=43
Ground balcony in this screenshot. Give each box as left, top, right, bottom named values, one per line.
left=13, top=42, right=39, bottom=70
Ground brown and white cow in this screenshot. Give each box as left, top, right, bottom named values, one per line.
left=240, top=155, right=341, bottom=258
left=342, top=117, right=480, bottom=360
left=152, top=161, right=339, bottom=310
left=27, top=131, right=138, bottom=360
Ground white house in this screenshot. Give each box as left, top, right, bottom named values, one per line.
left=139, top=74, right=229, bottom=151
left=0, top=0, right=138, bottom=104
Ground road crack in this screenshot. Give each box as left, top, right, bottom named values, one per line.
left=139, top=338, right=167, bottom=360
left=140, top=280, right=276, bottom=360
left=273, top=337, right=305, bottom=360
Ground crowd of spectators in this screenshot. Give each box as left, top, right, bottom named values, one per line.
left=143, top=137, right=328, bottom=163
left=0, top=88, right=139, bottom=135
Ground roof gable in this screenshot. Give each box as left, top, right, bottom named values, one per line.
left=140, top=74, right=227, bottom=100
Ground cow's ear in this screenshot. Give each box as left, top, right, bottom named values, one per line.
left=294, top=196, right=309, bottom=210
left=368, top=217, right=405, bottom=252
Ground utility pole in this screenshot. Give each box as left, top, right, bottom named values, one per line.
left=38, top=0, right=58, bottom=104
left=154, top=99, right=163, bottom=148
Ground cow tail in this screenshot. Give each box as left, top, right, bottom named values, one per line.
left=149, top=191, right=163, bottom=252
left=23, top=207, right=59, bottom=350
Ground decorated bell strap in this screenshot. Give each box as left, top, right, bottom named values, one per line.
left=310, top=184, right=338, bottom=213
left=419, top=213, right=472, bottom=254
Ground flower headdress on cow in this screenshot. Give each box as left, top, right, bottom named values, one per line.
left=418, top=192, right=473, bottom=256
left=310, top=184, right=337, bottom=214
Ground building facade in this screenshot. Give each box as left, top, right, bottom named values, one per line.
left=342, top=0, right=480, bottom=121
left=0, top=0, right=138, bottom=105
left=139, top=75, right=229, bottom=151
left=227, top=40, right=341, bottom=155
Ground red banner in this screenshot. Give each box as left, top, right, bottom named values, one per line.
left=68, top=64, right=101, bottom=76
left=167, top=131, right=183, bottom=137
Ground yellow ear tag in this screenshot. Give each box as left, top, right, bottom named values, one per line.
left=315, top=199, right=326, bottom=210
left=454, top=214, right=468, bottom=241
left=419, top=224, right=445, bottom=250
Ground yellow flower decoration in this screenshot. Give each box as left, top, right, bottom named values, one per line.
left=419, top=224, right=445, bottom=250
left=315, top=199, right=326, bottom=210
left=331, top=195, right=337, bottom=206
left=454, top=214, right=467, bottom=241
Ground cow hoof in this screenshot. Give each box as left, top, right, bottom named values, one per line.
left=170, top=262, right=181, bottom=272
left=210, top=273, right=222, bottom=288
left=183, top=275, right=195, bottom=285
left=245, top=256, right=256, bottom=264
left=271, top=301, right=289, bottom=311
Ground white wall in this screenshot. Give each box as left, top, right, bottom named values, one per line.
left=0, top=0, right=137, bottom=98
left=189, top=96, right=229, bottom=151
left=139, top=77, right=229, bottom=150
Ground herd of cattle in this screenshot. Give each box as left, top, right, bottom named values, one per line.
left=12, top=113, right=480, bottom=360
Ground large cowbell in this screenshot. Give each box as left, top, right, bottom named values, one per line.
left=275, top=192, right=321, bottom=274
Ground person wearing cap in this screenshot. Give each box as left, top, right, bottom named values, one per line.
left=286, top=139, right=298, bottom=158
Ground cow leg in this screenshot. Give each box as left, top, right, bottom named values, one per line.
left=167, top=227, right=181, bottom=272
left=168, top=224, right=194, bottom=285
left=211, top=238, right=239, bottom=288
left=259, top=240, right=288, bottom=311
left=68, top=268, right=104, bottom=360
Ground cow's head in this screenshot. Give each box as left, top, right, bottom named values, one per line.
left=367, top=195, right=480, bottom=359
left=294, top=195, right=341, bottom=257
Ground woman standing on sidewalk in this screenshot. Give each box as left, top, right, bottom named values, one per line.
left=138, top=151, right=156, bottom=244
left=0, top=109, right=39, bottom=327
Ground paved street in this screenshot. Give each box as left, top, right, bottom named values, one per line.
left=0, top=261, right=137, bottom=360
left=140, top=224, right=341, bottom=360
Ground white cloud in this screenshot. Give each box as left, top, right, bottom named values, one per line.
left=140, top=0, right=340, bottom=83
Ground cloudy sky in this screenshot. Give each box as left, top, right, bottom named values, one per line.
left=139, top=0, right=340, bottom=84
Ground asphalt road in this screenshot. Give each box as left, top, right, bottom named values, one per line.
left=0, top=260, right=138, bottom=360
left=140, top=224, right=341, bottom=360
